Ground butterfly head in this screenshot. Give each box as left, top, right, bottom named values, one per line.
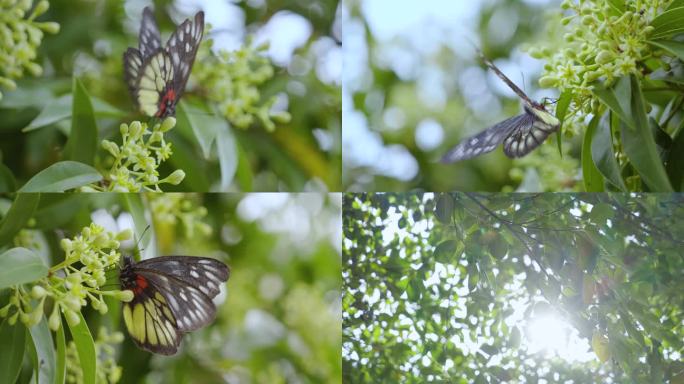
left=120, top=256, right=136, bottom=286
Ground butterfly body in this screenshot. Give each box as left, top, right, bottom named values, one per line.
left=120, top=255, right=230, bottom=355
left=124, top=7, right=204, bottom=118
left=441, top=53, right=560, bottom=163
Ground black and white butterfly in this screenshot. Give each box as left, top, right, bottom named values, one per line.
left=441, top=53, right=560, bottom=163
left=123, top=7, right=204, bottom=118
left=119, top=255, right=230, bottom=355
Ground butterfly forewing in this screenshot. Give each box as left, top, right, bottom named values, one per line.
left=165, top=11, right=204, bottom=99
left=139, top=7, right=162, bottom=59
left=120, top=256, right=230, bottom=355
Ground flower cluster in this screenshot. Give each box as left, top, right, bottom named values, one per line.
left=0, top=223, right=133, bottom=329
left=148, top=193, right=212, bottom=241
left=95, top=118, right=185, bottom=192
left=0, top=0, right=60, bottom=100
left=194, top=35, right=291, bottom=131
left=66, top=327, right=124, bottom=384
left=529, top=0, right=665, bottom=133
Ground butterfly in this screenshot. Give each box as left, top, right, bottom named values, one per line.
left=123, top=7, right=204, bottom=118
left=441, top=52, right=560, bottom=163
left=119, top=255, right=230, bottom=355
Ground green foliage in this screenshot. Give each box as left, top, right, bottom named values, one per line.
left=343, top=193, right=684, bottom=383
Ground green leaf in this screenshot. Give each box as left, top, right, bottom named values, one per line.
left=0, top=248, right=49, bottom=288
left=480, top=343, right=499, bottom=355
left=64, top=78, right=98, bottom=165
left=22, top=94, right=123, bottom=132
left=66, top=312, right=96, bottom=384
left=591, top=113, right=627, bottom=190
left=19, top=161, right=102, bottom=192
left=509, top=327, right=521, bottom=349
left=667, top=116, right=684, bottom=190
left=620, top=75, right=673, bottom=191
left=33, top=195, right=89, bottom=230
left=0, top=319, right=26, bottom=384
left=434, top=193, right=454, bottom=224
left=235, top=142, right=254, bottom=191
left=582, top=114, right=604, bottom=191
left=555, top=90, right=573, bottom=156
left=54, top=316, right=66, bottom=384
left=650, top=7, right=684, bottom=39
left=121, top=194, right=149, bottom=258
left=647, top=39, right=684, bottom=61
left=176, top=103, right=217, bottom=159
left=433, top=240, right=457, bottom=262
left=606, top=0, right=625, bottom=14
left=28, top=316, right=56, bottom=384
left=167, top=132, right=210, bottom=191
left=667, top=0, right=684, bottom=10
left=0, top=193, right=40, bottom=246
left=216, top=121, right=238, bottom=191
left=22, top=94, right=72, bottom=132
left=0, top=163, right=17, bottom=193
left=593, top=77, right=633, bottom=129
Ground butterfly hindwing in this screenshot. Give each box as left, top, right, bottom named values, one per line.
left=502, top=105, right=559, bottom=158
left=123, top=48, right=144, bottom=107
left=122, top=286, right=181, bottom=355
left=136, top=50, right=175, bottom=116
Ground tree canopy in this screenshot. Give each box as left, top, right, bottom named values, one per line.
left=343, top=193, right=684, bottom=383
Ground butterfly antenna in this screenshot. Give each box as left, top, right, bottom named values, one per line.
left=133, top=225, right=151, bottom=260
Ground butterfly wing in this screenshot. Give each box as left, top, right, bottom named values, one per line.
left=164, top=11, right=204, bottom=99
left=122, top=285, right=181, bottom=355
left=139, top=7, right=162, bottom=59
left=134, top=256, right=229, bottom=332
left=502, top=105, right=560, bottom=158
left=441, top=113, right=534, bottom=163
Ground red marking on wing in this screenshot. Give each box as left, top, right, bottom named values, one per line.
left=134, top=275, right=148, bottom=294
left=155, top=89, right=177, bottom=117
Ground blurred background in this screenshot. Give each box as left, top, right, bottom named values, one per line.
left=342, top=0, right=581, bottom=192
left=0, top=0, right=341, bottom=192
left=2, top=192, right=342, bottom=383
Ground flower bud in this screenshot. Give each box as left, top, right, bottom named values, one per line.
left=64, top=310, right=80, bottom=327
left=31, top=285, right=47, bottom=299
left=160, top=117, right=176, bottom=132
left=48, top=307, right=61, bottom=331
left=164, top=170, right=186, bottom=185
left=60, top=238, right=73, bottom=251
left=115, top=290, right=134, bottom=302
left=117, top=229, right=133, bottom=241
